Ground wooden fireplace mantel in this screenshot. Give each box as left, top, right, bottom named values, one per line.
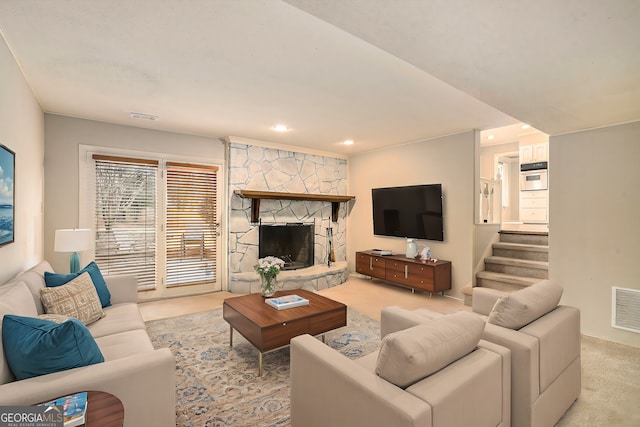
left=234, top=190, right=355, bottom=223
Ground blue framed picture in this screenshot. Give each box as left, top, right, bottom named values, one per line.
left=0, top=143, right=15, bottom=246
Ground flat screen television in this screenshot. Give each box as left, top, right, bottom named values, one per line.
left=372, top=184, right=444, bottom=241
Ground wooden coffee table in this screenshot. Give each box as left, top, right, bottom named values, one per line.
left=223, top=289, right=347, bottom=376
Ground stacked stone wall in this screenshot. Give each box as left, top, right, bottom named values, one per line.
left=228, top=142, right=349, bottom=292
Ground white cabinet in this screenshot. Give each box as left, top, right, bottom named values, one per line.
left=520, top=190, right=548, bottom=223
left=520, top=145, right=533, bottom=163
left=520, top=142, right=548, bottom=163
left=533, top=143, right=548, bottom=162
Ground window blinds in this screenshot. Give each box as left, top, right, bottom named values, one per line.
left=93, top=155, right=158, bottom=290
left=165, top=162, right=218, bottom=287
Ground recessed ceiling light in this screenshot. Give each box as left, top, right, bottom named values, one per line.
left=488, top=135, right=495, bottom=140
left=343, top=140, right=355, bottom=145
left=272, top=124, right=289, bottom=132
left=521, top=124, right=531, bottom=129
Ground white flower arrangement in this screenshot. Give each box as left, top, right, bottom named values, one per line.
left=255, top=256, right=285, bottom=277
left=255, top=256, right=285, bottom=296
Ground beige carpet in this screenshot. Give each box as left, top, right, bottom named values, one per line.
left=556, top=335, right=640, bottom=426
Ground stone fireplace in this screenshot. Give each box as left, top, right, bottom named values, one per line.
left=226, top=138, right=350, bottom=293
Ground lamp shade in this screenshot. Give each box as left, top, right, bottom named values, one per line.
left=54, top=229, right=93, bottom=253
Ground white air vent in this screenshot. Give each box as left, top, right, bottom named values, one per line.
left=611, top=287, right=640, bottom=333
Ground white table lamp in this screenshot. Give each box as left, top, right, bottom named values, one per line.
left=54, top=229, right=92, bottom=273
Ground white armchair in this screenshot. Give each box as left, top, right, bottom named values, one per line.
left=290, top=311, right=511, bottom=427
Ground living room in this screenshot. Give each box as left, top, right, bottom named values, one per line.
left=0, top=1, right=639, bottom=426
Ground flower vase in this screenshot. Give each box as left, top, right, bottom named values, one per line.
left=260, top=275, right=277, bottom=297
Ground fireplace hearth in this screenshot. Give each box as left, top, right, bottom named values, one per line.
left=259, top=223, right=314, bottom=270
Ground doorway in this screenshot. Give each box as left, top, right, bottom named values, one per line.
left=496, top=152, right=520, bottom=224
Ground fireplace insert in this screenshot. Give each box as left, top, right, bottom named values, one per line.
left=259, top=223, right=314, bottom=270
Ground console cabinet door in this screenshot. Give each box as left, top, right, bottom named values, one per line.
left=355, top=252, right=369, bottom=275
left=356, top=252, right=385, bottom=280
left=385, top=260, right=413, bottom=286
left=407, top=263, right=435, bottom=291
left=386, top=261, right=436, bottom=291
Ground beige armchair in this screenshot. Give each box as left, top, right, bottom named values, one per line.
left=382, top=280, right=581, bottom=427
left=290, top=311, right=511, bottom=427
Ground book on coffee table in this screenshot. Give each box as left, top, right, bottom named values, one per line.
left=265, top=294, right=310, bottom=310
left=39, top=391, right=87, bottom=427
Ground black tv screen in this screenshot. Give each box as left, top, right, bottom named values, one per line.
left=372, top=184, right=444, bottom=241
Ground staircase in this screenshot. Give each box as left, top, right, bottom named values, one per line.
left=464, top=230, right=549, bottom=305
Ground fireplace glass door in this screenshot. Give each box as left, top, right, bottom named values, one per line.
left=259, top=224, right=314, bottom=270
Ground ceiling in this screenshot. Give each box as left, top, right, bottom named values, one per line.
left=480, top=123, right=547, bottom=147
left=0, top=1, right=638, bottom=155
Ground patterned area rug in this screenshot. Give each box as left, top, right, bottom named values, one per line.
left=146, top=307, right=381, bottom=426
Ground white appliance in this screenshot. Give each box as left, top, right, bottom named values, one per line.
left=520, top=162, right=548, bottom=191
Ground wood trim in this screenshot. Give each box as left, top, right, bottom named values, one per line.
left=233, top=190, right=355, bottom=223
left=234, top=190, right=354, bottom=203
left=92, top=154, right=159, bottom=165
left=166, top=161, right=219, bottom=171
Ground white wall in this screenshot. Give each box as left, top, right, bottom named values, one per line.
left=44, top=115, right=226, bottom=274
left=0, top=36, right=45, bottom=283
left=550, top=121, right=640, bottom=347
left=479, top=141, right=519, bottom=179
left=348, top=131, right=476, bottom=299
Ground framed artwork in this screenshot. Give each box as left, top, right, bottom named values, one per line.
left=0, top=143, right=15, bottom=246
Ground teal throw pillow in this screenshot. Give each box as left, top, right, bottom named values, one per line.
left=44, top=261, right=111, bottom=307
left=1, top=314, right=104, bottom=380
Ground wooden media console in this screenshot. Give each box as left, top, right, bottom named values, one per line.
left=356, top=250, right=451, bottom=295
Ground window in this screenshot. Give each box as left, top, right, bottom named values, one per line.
left=93, top=155, right=158, bottom=290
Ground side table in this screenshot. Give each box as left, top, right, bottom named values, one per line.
left=84, top=391, right=124, bottom=427
left=38, top=391, right=124, bottom=427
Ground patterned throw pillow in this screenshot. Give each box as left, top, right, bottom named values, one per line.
left=44, top=261, right=111, bottom=308
left=40, top=272, right=105, bottom=325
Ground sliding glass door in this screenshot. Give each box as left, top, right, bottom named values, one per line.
left=86, top=151, right=222, bottom=295
left=165, top=162, right=219, bottom=288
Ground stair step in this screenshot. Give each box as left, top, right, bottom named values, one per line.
left=470, top=229, right=550, bottom=306
left=462, top=285, right=474, bottom=306
left=476, top=271, right=540, bottom=292
left=492, top=242, right=549, bottom=262
left=485, top=256, right=549, bottom=269
left=484, top=256, right=549, bottom=279
left=499, top=230, right=548, bottom=246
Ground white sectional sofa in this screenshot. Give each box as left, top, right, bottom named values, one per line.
left=0, top=261, right=176, bottom=427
